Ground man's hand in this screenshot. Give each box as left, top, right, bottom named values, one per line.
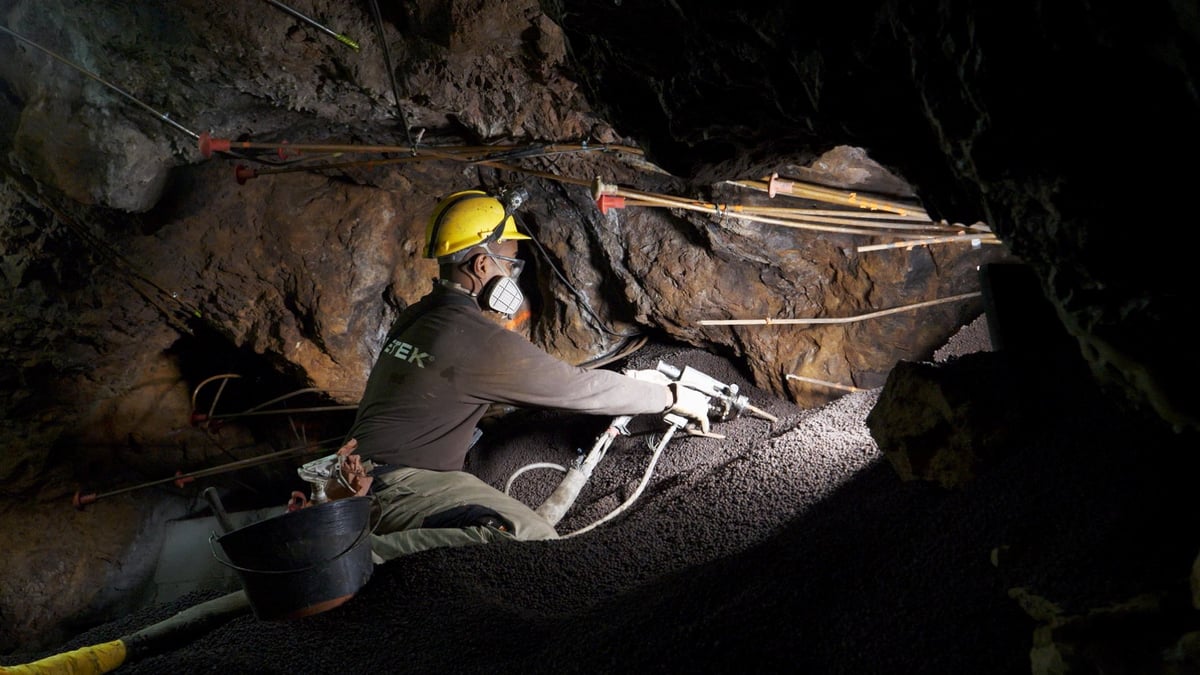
left=668, top=383, right=712, bottom=434
left=323, top=438, right=373, bottom=501
left=336, top=438, right=358, bottom=457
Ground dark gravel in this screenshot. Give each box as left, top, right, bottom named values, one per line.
left=9, top=330, right=1198, bottom=674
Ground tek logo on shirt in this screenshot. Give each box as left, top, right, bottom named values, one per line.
left=382, top=339, right=433, bottom=367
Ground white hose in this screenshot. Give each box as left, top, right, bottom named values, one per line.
left=534, top=467, right=588, bottom=526
left=560, top=424, right=678, bottom=538
left=504, top=462, right=567, bottom=495
left=508, top=415, right=681, bottom=535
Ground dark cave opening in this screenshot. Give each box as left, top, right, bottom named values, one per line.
left=163, top=320, right=357, bottom=512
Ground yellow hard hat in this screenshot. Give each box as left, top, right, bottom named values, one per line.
left=425, top=190, right=530, bottom=260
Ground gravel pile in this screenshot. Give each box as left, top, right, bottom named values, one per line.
left=9, top=323, right=1197, bottom=674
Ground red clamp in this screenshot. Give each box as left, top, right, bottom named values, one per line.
left=597, top=194, right=626, bottom=214
left=234, top=165, right=257, bottom=184
left=767, top=172, right=796, bottom=198
left=173, top=471, right=195, bottom=489
left=190, top=412, right=223, bottom=432
left=198, top=131, right=231, bottom=158
left=73, top=490, right=98, bottom=510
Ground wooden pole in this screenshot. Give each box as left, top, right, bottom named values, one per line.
left=698, top=292, right=982, bottom=326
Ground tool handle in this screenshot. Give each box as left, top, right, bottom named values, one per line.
left=202, top=487, right=236, bottom=534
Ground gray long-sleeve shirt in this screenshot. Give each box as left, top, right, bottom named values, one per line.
left=348, top=282, right=672, bottom=471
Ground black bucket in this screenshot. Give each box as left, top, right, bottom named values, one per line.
left=212, top=496, right=374, bottom=621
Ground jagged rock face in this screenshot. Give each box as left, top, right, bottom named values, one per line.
left=542, top=0, right=1199, bottom=432
left=1, top=1, right=997, bottom=483
left=0, top=0, right=1189, bottom=653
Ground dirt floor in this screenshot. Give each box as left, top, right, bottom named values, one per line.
left=6, top=319, right=1199, bottom=674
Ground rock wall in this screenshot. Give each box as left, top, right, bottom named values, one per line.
left=2, top=0, right=1178, bottom=651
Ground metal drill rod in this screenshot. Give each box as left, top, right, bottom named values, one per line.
left=264, top=0, right=360, bottom=50
left=655, top=361, right=779, bottom=424
left=0, top=24, right=198, bottom=139
left=71, top=436, right=343, bottom=508
left=744, top=403, right=779, bottom=423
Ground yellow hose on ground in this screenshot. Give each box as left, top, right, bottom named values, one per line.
left=1, top=591, right=250, bottom=675
left=0, top=640, right=126, bottom=675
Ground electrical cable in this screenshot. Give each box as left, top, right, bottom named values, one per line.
left=367, top=0, right=415, bottom=148
left=0, top=591, right=252, bottom=674
left=559, top=421, right=679, bottom=538
left=520, top=224, right=643, bottom=338
left=524, top=157, right=649, bottom=341
left=514, top=209, right=643, bottom=340
left=466, top=170, right=637, bottom=343
left=577, top=334, right=649, bottom=369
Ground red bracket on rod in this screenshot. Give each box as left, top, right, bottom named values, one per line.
left=597, top=194, right=626, bottom=214
left=198, top=131, right=232, bottom=158
left=234, top=165, right=257, bottom=184
left=72, top=490, right=97, bottom=510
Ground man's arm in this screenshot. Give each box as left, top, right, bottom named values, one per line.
left=460, top=328, right=674, bottom=416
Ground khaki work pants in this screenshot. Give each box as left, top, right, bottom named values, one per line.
left=369, top=467, right=559, bottom=562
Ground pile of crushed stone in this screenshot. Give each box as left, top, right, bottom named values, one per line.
left=8, top=321, right=1197, bottom=674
